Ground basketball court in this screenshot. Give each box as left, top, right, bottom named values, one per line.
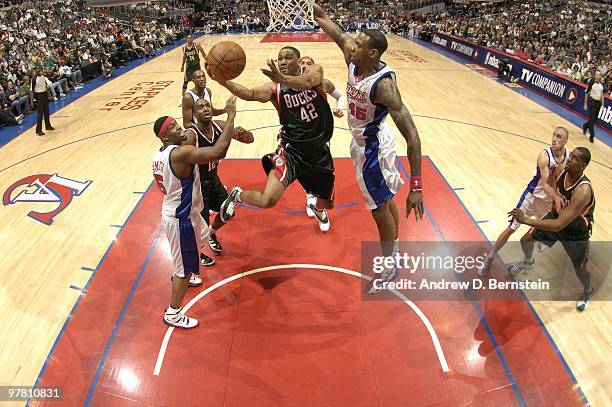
left=1, top=30, right=611, bottom=406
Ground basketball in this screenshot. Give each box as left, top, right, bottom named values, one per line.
left=205, top=41, right=246, bottom=81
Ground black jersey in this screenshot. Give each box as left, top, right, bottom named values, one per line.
left=185, top=44, right=200, bottom=68
left=276, top=82, right=333, bottom=153
left=553, top=170, right=595, bottom=238
left=191, top=121, right=222, bottom=177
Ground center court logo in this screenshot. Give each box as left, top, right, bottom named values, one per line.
left=3, top=173, right=92, bottom=225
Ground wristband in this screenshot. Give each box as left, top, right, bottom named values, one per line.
left=410, top=176, right=422, bottom=192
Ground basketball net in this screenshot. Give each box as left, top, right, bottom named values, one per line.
left=266, top=0, right=315, bottom=32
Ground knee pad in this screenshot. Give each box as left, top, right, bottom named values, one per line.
left=182, top=81, right=189, bottom=90
left=261, top=153, right=275, bottom=175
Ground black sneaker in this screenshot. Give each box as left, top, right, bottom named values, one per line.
left=209, top=234, right=223, bottom=253
left=200, top=253, right=215, bottom=266
left=220, top=187, right=242, bottom=223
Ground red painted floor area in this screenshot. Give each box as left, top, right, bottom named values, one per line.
left=261, top=32, right=333, bottom=43
left=34, top=158, right=583, bottom=407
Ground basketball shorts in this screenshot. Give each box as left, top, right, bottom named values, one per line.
left=162, top=215, right=208, bottom=278
left=350, top=126, right=404, bottom=210
left=509, top=191, right=551, bottom=230
left=185, top=64, right=201, bottom=81
left=200, top=172, right=229, bottom=217
left=530, top=213, right=590, bottom=271
left=271, top=142, right=335, bottom=201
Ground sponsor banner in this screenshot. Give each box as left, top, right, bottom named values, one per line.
left=431, top=32, right=612, bottom=133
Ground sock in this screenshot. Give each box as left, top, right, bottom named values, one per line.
left=236, top=191, right=243, bottom=203
left=166, top=305, right=180, bottom=315
left=524, top=255, right=533, bottom=263
left=393, top=239, right=399, bottom=254
left=210, top=227, right=217, bottom=236
left=485, top=251, right=495, bottom=260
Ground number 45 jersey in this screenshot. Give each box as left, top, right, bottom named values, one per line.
left=346, top=60, right=404, bottom=210
left=275, top=81, right=333, bottom=153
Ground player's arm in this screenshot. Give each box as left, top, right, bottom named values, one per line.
left=510, top=184, right=591, bottom=232
left=313, top=3, right=355, bottom=63
left=213, top=119, right=254, bottom=144
left=182, top=93, right=194, bottom=128
left=180, top=47, right=186, bottom=72
left=206, top=87, right=227, bottom=116
left=373, top=76, right=424, bottom=220
left=197, top=43, right=207, bottom=60
left=324, top=78, right=346, bottom=117
left=177, top=96, right=238, bottom=164
left=262, top=60, right=323, bottom=91
left=536, top=150, right=562, bottom=213
left=216, top=79, right=275, bottom=103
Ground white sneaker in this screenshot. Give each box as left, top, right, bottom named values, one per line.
left=188, top=274, right=202, bottom=287
left=220, top=187, right=242, bottom=222
left=163, top=308, right=198, bottom=328
left=506, top=258, right=535, bottom=275
left=366, top=266, right=399, bottom=295
left=307, top=197, right=330, bottom=232
left=305, top=193, right=315, bottom=218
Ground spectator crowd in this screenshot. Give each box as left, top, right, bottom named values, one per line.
left=1, top=0, right=188, bottom=127
left=1, top=0, right=609, bottom=127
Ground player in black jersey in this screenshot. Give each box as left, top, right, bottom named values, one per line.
left=180, top=35, right=206, bottom=106
left=509, top=147, right=596, bottom=311
left=209, top=46, right=335, bottom=232
left=184, top=98, right=254, bottom=265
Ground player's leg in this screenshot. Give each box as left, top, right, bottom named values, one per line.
left=220, top=147, right=295, bottom=221
left=180, top=70, right=190, bottom=105
left=198, top=180, right=216, bottom=266
left=163, top=217, right=201, bottom=328
left=300, top=148, right=335, bottom=231
left=207, top=173, right=231, bottom=253
left=562, top=239, right=593, bottom=311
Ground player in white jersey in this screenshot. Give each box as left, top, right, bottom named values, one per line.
left=182, top=69, right=226, bottom=129
left=478, top=127, right=570, bottom=276
left=314, top=3, right=424, bottom=294
left=152, top=96, right=237, bottom=329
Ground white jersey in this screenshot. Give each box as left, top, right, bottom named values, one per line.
left=187, top=88, right=211, bottom=125
left=152, top=145, right=204, bottom=220
left=346, top=61, right=395, bottom=143
left=527, top=147, right=570, bottom=199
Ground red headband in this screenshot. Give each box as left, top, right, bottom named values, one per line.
left=157, top=116, right=174, bottom=139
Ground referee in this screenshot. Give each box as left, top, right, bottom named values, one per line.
left=29, top=67, right=54, bottom=136
left=582, top=70, right=605, bottom=143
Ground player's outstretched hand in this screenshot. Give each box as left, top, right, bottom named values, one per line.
left=406, top=191, right=424, bottom=221
left=225, top=96, right=237, bottom=118
left=233, top=127, right=254, bottom=144
left=508, top=208, right=526, bottom=224
left=333, top=108, right=344, bottom=118
left=261, top=59, right=283, bottom=83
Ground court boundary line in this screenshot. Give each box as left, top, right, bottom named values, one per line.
left=152, top=264, right=450, bottom=376
left=396, top=158, right=526, bottom=405
left=26, top=180, right=154, bottom=406
left=424, top=157, right=589, bottom=406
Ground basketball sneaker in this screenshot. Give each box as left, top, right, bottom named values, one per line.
left=209, top=234, right=223, bottom=253
left=365, top=266, right=399, bottom=295
left=163, top=308, right=198, bottom=329
left=305, top=193, right=315, bottom=218
left=170, top=274, right=202, bottom=287
left=200, top=253, right=215, bottom=266
left=220, top=187, right=242, bottom=223
left=576, top=288, right=594, bottom=312
left=307, top=197, right=329, bottom=232
left=506, top=258, right=535, bottom=275
left=477, top=256, right=493, bottom=277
